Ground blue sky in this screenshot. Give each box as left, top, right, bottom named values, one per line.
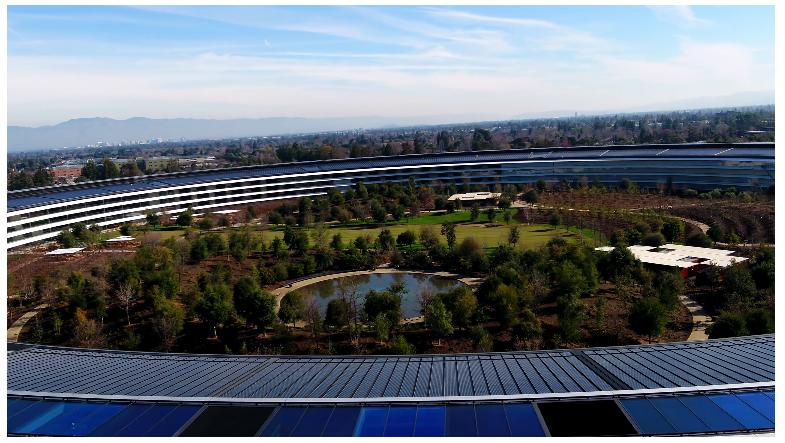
left=7, top=5, right=775, bottom=126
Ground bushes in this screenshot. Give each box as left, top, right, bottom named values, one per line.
left=641, top=232, right=666, bottom=247
left=628, top=297, right=667, bottom=342
left=686, top=232, right=713, bottom=247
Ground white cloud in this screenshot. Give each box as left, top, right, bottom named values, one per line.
left=648, top=6, right=711, bottom=27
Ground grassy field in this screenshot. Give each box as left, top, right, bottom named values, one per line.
left=133, top=222, right=601, bottom=250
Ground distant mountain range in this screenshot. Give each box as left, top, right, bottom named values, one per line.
left=6, top=114, right=498, bottom=152
left=7, top=90, right=774, bottom=152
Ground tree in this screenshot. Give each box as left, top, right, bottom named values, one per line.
left=374, top=313, right=392, bottom=343
left=330, top=233, right=343, bottom=251
left=73, top=308, right=106, bottom=348
left=146, top=211, right=161, bottom=227
left=425, top=298, right=453, bottom=345
left=441, top=222, right=457, bottom=250
left=641, top=232, right=666, bottom=247
left=196, top=282, right=234, bottom=337
left=472, top=326, right=493, bottom=352
left=708, top=312, right=749, bottom=339
left=513, top=308, right=542, bottom=349
left=377, top=229, right=395, bottom=251
left=120, top=160, right=143, bottom=177
left=419, top=226, right=440, bottom=250
left=508, top=226, right=520, bottom=247
left=652, top=271, right=683, bottom=310
left=396, top=230, right=417, bottom=247
left=503, top=210, right=513, bottom=224
left=311, top=223, right=329, bottom=249
left=744, top=309, right=774, bottom=335
left=549, top=211, right=562, bottom=226
left=440, top=286, right=477, bottom=329
left=176, top=209, right=193, bottom=227
left=365, top=289, right=402, bottom=325
left=233, top=277, right=276, bottom=330
left=629, top=297, right=667, bottom=343
left=303, top=298, right=322, bottom=346
left=228, top=229, right=253, bottom=262
left=151, top=298, right=184, bottom=351
left=278, top=291, right=306, bottom=328
left=556, top=293, right=584, bottom=342
left=102, top=158, right=120, bottom=179
left=325, top=298, right=350, bottom=329
left=370, top=199, right=387, bottom=223
left=115, top=283, right=137, bottom=326
left=389, top=335, right=415, bottom=354
left=56, top=229, right=77, bottom=248
left=523, top=189, right=539, bottom=203
left=661, top=219, right=684, bottom=242
left=485, top=207, right=497, bottom=223
left=470, top=203, right=481, bottom=222
left=686, top=232, right=713, bottom=247
left=719, top=265, right=757, bottom=311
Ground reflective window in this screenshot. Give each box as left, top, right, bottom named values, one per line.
left=291, top=407, right=334, bottom=437
left=354, top=407, right=388, bottom=437
left=9, top=400, right=127, bottom=436
left=113, top=404, right=177, bottom=436
left=648, top=397, right=709, bottom=434
left=678, top=395, right=743, bottom=432
left=259, top=407, right=307, bottom=437
left=321, top=407, right=360, bottom=437
left=619, top=398, right=675, bottom=435
left=89, top=404, right=153, bottom=436
left=504, top=403, right=545, bottom=437
left=384, top=406, right=416, bottom=437
left=708, top=394, right=774, bottom=430
left=537, top=400, right=637, bottom=436
left=476, top=404, right=510, bottom=437
left=446, top=404, right=476, bottom=437
left=413, top=406, right=445, bottom=437
left=180, top=405, right=274, bottom=437
left=145, top=405, right=201, bottom=437
left=735, top=392, right=775, bottom=423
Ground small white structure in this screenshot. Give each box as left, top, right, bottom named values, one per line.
left=45, top=247, right=84, bottom=255
left=447, top=192, right=501, bottom=202
left=106, top=236, right=135, bottom=242
left=595, top=243, right=747, bottom=269
left=212, top=209, right=240, bottom=215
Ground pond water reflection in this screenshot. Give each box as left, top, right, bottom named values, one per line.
left=296, top=272, right=464, bottom=318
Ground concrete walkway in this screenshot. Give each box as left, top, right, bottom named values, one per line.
left=7, top=303, right=49, bottom=342
left=679, top=295, right=712, bottom=341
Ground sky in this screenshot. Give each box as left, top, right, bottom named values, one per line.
left=7, top=5, right=775, bottom=127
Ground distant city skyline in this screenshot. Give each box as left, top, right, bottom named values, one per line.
left=8, top=5, right=775, bottom=127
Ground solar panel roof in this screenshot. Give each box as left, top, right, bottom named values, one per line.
left=7, top=334, right=774, bottom=401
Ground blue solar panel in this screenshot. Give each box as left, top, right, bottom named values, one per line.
left=476, top=404, right=510, bottom=437
left=446, top=404, right=476, bottom=436
left=354, top=407, right=388, bottom=437
left=504, top=403, right=546, bottom=437
left=413, top=406, right=445, bottom=436
left=290, top=407, right=333, bottom=437
left=259, top=407, right=306, bottom=437
left=384, top=406, right=416, bottom=437
left=321, top=407, right=360, bottom=437
left=7, top=400, right=127, bottom=436
left=708, top=394, right=773, bottom=430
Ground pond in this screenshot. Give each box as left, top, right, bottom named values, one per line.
left=295, top=272, right=465, bottom=319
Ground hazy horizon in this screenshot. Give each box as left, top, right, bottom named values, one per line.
left=8, top=5, right=774, bottom=127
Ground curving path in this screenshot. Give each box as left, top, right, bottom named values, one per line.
left=7, top=303, right=49, bottom=342
left=680, top=295, right=713, bottom=341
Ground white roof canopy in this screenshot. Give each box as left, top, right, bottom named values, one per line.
left=595, top=244, right=747, bottom=268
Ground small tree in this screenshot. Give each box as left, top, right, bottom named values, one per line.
left=707, top=312, right=749, bottom=339
left=146, top=211, right=161, bottom=227
left=278, top=291, right=306, bottom=328
left=523, top=189, right=539, bottom=203
left=325, top=299, right=349, bottom=329
left=396, top=230, right=417, bottom=247
left=472, top=326, right=493, bottom=352
left=425, top=298, right=453, bottom=345
left=389, top=335, right=415, bottom=354
left=374, top=313, right=392, bottom=343
left=196, top=282, right=234, bottom=337
left=641, top=232, right=666, bottom=247
left=233, top=277, right=276, bottom=331
left=507, top=226, right=520, bottom=248
left=470, top=203, right=481, bottom=222
left=549, top=211, right=562, bottom=227
left=377, top=229, right=395, bottom=251
left=441, top=222, right=457, bottom=250
left=57, top=229, right=77, bottom=248
left=176, top=209, right=193, bottom=227
left=73, top=308, right=106, bottom=348
left=629, top=297, right=667, bottom=343
left=115, top=283, right=137, bottom=326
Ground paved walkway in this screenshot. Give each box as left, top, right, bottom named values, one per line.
left=7, top=303, right=49, bottom=342
left=680, top=295, right=712, bottom=341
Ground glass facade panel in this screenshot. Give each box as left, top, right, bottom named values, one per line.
left=677, top=395, right=743, bottom=432
left=446, top=404, right=476, bottom=437
left=145, top=405, right=201, bottom=437
left=735, top=392, right=775, bottom=422
left=259, top=407, right=307, bottom=437
left=475, top=404, right=510, bottom=437
left=648, top=397, right=709, bottom=433
left=384, top=406, right=417, bottom=437
left=322, top=407, right=360, bottom=437
left=89, top=404, right=153, bottom=436
left=290, top=407, right=334, bottom=437
left=504, top=403, right=545, bottom=437
left=112, top=404, right=177, bottom=436
left=619, top=398, right=675, bottom=435
left=708, top=395, right=774, bottom=430
left=413, top=406, right=445, bottom=437
left=354, top=407, right=388, bottom=437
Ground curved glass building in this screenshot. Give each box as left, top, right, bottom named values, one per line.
left=7, top=142, right=774, bottom=249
